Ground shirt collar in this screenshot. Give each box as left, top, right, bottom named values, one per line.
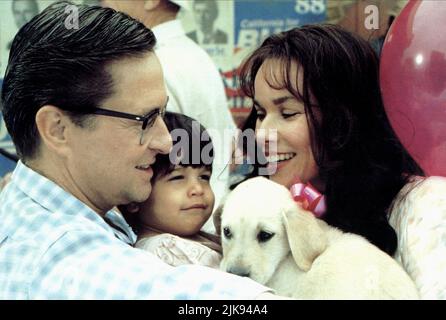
left=152, top=19, right=185, bottom=47
left=11, top=161, right=136, bottom=244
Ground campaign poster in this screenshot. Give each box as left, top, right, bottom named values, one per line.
left=228, top=0, right=327, bottom=125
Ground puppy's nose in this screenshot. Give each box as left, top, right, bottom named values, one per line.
left=227, top=267, right=250, bottom=278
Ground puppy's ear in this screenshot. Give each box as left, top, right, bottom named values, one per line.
left=213, top=192, right=230, bottom=236
left=213, top=203, right=224, bottom=236
left=282, top=203, right=327, bottom=272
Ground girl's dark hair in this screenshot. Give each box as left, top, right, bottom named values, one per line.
left=238, top=24, right=423, bottom=255
left=151, top=111, right=214, bottom=180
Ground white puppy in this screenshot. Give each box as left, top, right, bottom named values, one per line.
left=217, top=177, right=419, bottom=299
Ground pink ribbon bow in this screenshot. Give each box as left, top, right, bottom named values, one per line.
left=289, top=180, right=326, bottom=218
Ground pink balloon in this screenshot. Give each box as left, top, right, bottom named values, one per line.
left=380, top=0, right=446, bottom=176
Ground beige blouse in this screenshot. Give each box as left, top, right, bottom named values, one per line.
left=389, top=176, right=446, bottom=299
left=135, top=233, right=222, bottom=269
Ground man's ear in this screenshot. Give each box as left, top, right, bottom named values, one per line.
left=35, top=105, right=70, bottom=156
left=143, top=0, right=161, bottom=11
left=282, top=203, right=327, bottom=272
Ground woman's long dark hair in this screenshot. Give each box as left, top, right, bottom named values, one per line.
left=238, top=24, right=423, bottom=256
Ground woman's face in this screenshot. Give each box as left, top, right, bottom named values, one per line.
left=253, top=59, right=320, bottom=189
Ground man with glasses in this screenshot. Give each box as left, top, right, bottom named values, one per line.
left=0, top=2, right=276, bottom=299
left=101, top=0, right=236, bottom=234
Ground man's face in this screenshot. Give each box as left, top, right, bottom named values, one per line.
left=67, top=52, right=172, bottom=212
left=193, top=2, right=217, bottom=32
left=12, top=0, right=38, bottom=29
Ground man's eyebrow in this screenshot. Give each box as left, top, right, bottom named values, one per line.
left=142, top=96, right=169, bottom=116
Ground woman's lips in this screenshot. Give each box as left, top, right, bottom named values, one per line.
left=265, top=153, right=296, bottom=174
left=266, top=159, right=291, bottom=175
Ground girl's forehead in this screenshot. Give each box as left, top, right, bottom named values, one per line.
left=170, top=165, right=211, bottom=172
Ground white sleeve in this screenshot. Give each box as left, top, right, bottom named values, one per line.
left=389, top=176, right=446, bottom=299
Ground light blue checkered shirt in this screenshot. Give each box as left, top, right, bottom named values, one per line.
left=0, top=161, right=270, bottom=299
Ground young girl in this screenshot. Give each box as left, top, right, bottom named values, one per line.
left=122, top=111, right=222, bottom=268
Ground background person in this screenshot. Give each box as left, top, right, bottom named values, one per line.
left=187, top=0, right=228, bottom=45
left=7, top=0, right=39, bottom=49
left=12, top=0, right=39, bottom=29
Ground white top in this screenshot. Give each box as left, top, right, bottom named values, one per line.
left=136, top=233, right=222, bottom=269
left=389, top=176, right=446, bottom=299
left=152, top=20, right=236, bottom=233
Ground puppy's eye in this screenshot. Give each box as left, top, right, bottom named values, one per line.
left=223, top=227, right=232, bottom=239
left=257, top=231, right=274, bottom=243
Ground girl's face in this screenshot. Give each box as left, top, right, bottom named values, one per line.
left=253, top=59, right=321, bottom=189
left=138, top=165, right=215, bottom=236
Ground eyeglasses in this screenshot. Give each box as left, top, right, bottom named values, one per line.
left=89, top=98, right=168, bottom=145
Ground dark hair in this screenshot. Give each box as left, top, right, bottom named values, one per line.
left=1, top=1, right=156, bottom=160
left=239, top=24, right=424, bottom=255
left=151, top=111, right=214, bottom=181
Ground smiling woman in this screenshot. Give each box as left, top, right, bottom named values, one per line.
left=253, top=59, right=320, bottom=191
left=237, top=24, right=423, bottom=258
